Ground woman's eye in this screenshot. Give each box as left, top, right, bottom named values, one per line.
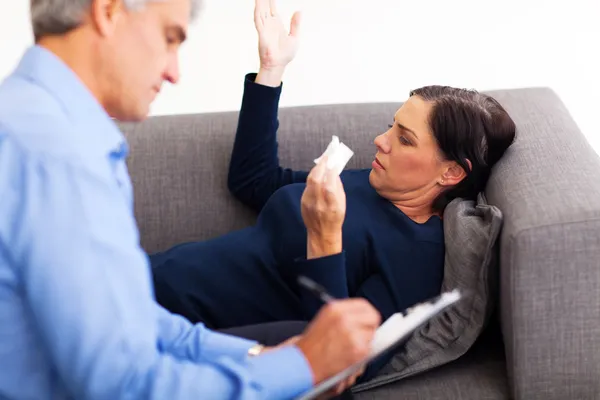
left=399, top=136, right=411, bottom=145
left=388, top=124, right=394, bottom=129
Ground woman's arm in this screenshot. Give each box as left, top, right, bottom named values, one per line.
left=227, top=70, right=308, bottom=212
left=227, top=4, right=306, bottom=212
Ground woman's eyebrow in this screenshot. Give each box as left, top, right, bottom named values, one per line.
left=393, top=118, right=419, bottom=140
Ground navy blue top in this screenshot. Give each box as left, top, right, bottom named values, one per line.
left=152, top=73, right=445, bottom=323
left=227, top=73, right=445, bottom=320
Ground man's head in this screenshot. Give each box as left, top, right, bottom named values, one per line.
left=31, top=0, right=203, bottom=121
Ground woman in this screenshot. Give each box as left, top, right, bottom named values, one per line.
left=151, top=0, right=515, bottom=354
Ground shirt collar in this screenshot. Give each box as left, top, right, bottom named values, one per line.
left=13, top=45, right=128, bottom=158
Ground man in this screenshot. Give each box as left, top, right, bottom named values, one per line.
left=0, top=0, right=381, bottom=399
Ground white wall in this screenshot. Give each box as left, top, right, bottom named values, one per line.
left=1, top=0, right=599, bottom=153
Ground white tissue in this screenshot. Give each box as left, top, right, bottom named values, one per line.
left=314, top=135, right=354, bottom=176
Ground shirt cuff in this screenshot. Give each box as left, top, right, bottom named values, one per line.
left=292, top=251, right=349, bottom=297
left=201, top=330, right=257, bottom=362
left=243, top=73, right=282, bottom=117
left=291, top=251, right=349, bottom=317
left=247, top=345, right=314, bottom=399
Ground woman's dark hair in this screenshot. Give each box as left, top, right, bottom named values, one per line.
left=409, top=85, right=516, bottom=212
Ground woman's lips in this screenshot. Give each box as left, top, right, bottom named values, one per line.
left=372, top=157, right=384, bottom=170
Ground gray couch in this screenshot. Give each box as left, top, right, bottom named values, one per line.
left=120, top=86, right=600, bottom=399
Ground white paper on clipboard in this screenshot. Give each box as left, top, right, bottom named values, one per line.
left=296, top=289, right=462, bottom=400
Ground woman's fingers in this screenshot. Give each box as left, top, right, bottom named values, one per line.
left=289, top=11, right=302, bottom=37
left=256, top=0, right=269, bottom=13
left=323, top=166, right=339, bottom=191
left=302, top=154, right=346, bottom=240
left=308, top=156, right=345, bottom=213
left=322, top=167, right=345, bottom=211
left=254, top=0, right=266, bottom=28
left=269, top=0, right=278, bottom=16
left=255, top=0, right=301, bottom=71
left=307, top=156, right=328, bottom=186
left=255, top=0, right=274, bottom=27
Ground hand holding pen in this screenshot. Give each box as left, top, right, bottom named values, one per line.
left=295, top=275, right=376, bottom=395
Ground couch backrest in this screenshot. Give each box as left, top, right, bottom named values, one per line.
left=120, top=87, right=600, bottom=400
left=120, top=101, right=400, bottom=253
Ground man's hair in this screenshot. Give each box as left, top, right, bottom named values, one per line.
left=30, top=0, right=203, bottom=41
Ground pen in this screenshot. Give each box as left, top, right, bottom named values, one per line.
left=297, top=275, right=336, bottom=304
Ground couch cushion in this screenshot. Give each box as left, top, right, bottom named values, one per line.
left=354, top=193, right=503, bottom=391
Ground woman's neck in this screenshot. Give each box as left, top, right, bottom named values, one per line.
left=392, top=201, right=440, bottom=224
left=379, top=185, right=442, bottom=224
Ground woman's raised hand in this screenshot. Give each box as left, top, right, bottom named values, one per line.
left=254, top=0, right=301, bottom=86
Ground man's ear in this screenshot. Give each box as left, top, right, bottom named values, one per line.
left=440, top=159, right=471, bottom=186
left=90, top=0, right=125, bottom=37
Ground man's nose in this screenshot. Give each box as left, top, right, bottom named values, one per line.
left=163, top=53, right=180, bottom=84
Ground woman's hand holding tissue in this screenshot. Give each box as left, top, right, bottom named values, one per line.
left=301, top=156, right=347, bottom=259
left=253, top=0, right=301, bottom=87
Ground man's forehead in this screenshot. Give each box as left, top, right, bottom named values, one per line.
left=143, top=0, right=192, bottom=22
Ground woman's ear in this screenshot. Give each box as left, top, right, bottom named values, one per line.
left=440, top=159, right=470, bottom=186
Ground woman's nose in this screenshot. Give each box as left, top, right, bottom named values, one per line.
left=374, top=133, right=390, bottom=153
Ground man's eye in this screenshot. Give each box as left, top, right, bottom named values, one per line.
left=166, top=35, right=178, bottom=45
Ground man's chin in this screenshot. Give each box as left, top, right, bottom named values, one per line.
left=130, top=104, right=152, bottom=122
left=110, top=106, right=150, bottom=123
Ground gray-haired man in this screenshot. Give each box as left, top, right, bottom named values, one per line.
left=0, top=0, right=380, bottom=399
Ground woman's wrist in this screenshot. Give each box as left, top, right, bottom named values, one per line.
left=255, top=66, right=286, bottom=87
left=307, top=232, right=343, bottom=259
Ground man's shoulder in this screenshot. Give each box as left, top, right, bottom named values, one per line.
left=0, top=75, right=91, bottom=163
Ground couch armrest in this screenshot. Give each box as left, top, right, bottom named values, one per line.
left=504, top=219, right=600, bottom=399
left=485, top=87, right=600, bottom=399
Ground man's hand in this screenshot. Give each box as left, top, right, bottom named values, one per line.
left=295, top=299, right=381, bottom=385
left=328, top=366, right=366, bottom=398
left=254, top=0, right=301, bottom=87
left=301, top=157, right=346, bottom=259
left=311, top=366, right=366, bottom=400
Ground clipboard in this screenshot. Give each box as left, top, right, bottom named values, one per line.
left=296, top=289, right=463, bottom=400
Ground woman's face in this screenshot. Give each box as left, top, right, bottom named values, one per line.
left=369, top=96, right=446, bottom=203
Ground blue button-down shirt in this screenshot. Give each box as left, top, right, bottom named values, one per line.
left=0, top=46, right=313, bottom=400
